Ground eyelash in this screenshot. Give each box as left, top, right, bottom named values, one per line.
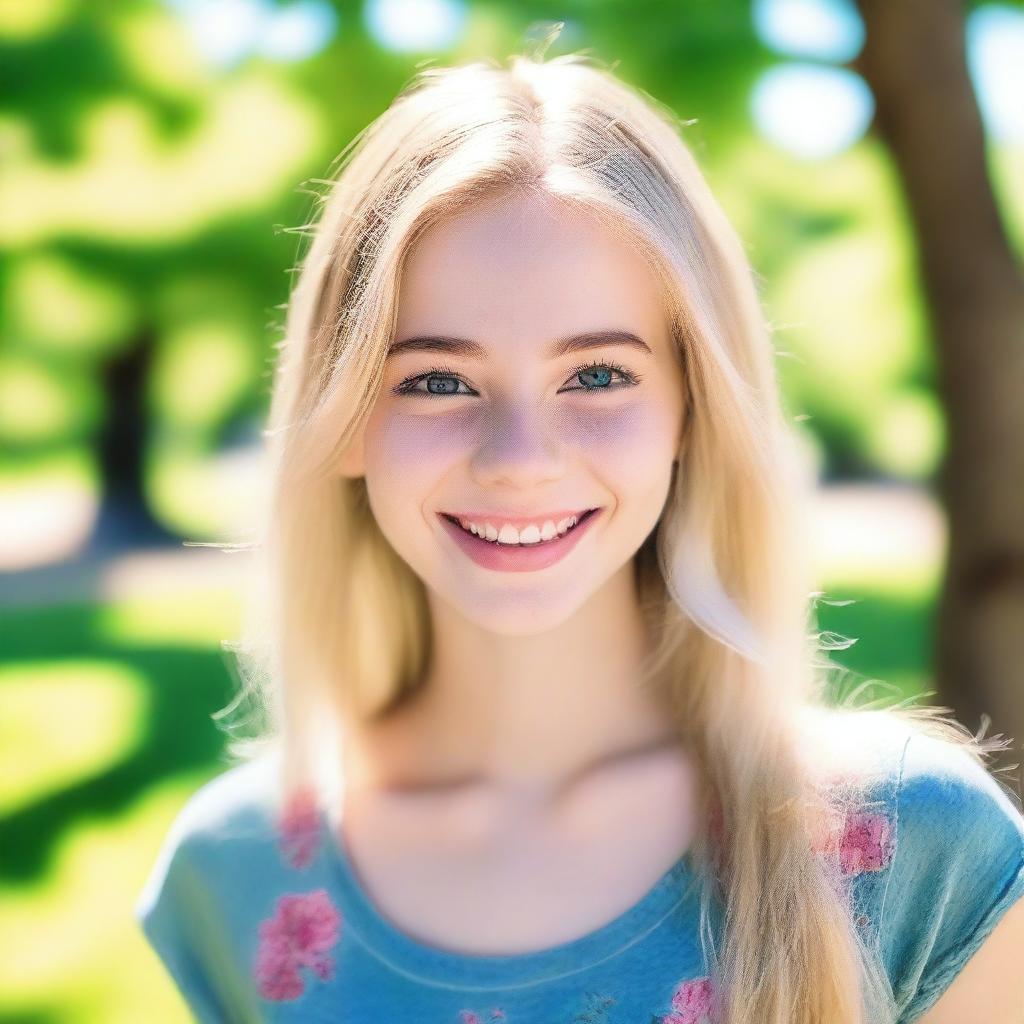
left=391, top=360, right=643, bottom=398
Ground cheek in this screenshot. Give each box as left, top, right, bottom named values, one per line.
left=365, top=409, right=463, bottom=470
left=361, top=408, right=465, bottom=508
left=560, top=401, right=679, bottom=487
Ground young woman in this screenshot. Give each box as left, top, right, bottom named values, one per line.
left=135, top=48, right=1024, bottom=1024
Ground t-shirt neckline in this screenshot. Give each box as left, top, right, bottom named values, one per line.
left=317, top=803, right=695, bottom=990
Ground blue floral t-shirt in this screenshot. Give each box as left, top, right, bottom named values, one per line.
left=134, top=722, right=1024, bottom=1023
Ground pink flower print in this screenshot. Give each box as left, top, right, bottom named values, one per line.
left=838, top=811, right=893, bottom=875
left=278, top=786, right=322, bottom=869
left=810, top=806, right=893, bottom=878
left=254, top=888, right=342, bottom=1001
left=457, top=1009, right=505, bottom=1023
left=660, top=975, right=718, bottom=1024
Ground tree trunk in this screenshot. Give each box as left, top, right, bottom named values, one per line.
left=91, top=326, right=180, bottom=553
left=850, top=0, right=1024, bottom=781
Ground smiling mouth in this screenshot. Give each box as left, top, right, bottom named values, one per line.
left=440, top=508, right=601, bottom=546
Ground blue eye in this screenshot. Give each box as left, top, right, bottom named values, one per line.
left=392, top=361, right=642, bottom=398
left=393, top=367, right=470, bottom=398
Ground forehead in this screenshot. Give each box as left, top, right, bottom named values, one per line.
left=395, top=190, right=668, bottom=354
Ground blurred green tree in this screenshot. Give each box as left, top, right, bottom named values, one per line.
left=850, top=0, right=1024, bottom=771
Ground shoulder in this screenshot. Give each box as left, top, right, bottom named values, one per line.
left=149, top=756, right=283, bottom=867
left=806, top=706, right=1024, bottom=884
left=134, top=755, right=339, bottom=1016
left=799, top=708, right=1024, bottom=1021
left=796, top=705, right=1023, bottom=830
left=795, top=705, right=915, bottom=793
left=898, top=727, right=1021, bottom=814
left=892, top=726, right=1024, bottom=881
left=877, top=723, right=1024, bottom=1022
left=135, top=754, right=290, bottom=928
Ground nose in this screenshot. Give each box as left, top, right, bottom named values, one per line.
left=469, top=400, right=568, bottom=490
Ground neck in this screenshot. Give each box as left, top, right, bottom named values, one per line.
left=340, top=561, right=682, bottom=807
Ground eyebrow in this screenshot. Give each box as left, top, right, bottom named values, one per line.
left=386, top=329, right=653, bottom=361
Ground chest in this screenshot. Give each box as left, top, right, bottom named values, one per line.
left=336, top=748, right=699, bottom=956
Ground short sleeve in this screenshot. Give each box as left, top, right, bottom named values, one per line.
left=134, top=799, right=264, bottom=1023
left=880, top=730, right=1024, bottom=1023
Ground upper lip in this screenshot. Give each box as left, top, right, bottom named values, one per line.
left=441, top=508, right=598, bottom=527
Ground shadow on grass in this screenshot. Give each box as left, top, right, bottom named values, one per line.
left=0, top=599, right=247, bottom=885
left=0, top=1009, right=62, bottom=1024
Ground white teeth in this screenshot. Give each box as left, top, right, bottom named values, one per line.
left=505, top=523, right=537, bottom=544
left=456, top=514, right=581, bottom=545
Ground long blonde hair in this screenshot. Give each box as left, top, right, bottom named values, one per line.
left=215, top=40, right=1014, bottom=1024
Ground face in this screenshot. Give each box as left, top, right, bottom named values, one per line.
left=338, top=189, right=686, bottom=635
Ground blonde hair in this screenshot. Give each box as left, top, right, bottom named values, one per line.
left=213, top=37, right=1015, bottom=1024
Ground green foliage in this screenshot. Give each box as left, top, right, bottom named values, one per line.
left=5, top=0, right=1020, bottom=518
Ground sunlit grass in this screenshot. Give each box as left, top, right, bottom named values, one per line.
left=95, top=586, right=243, bottom=647
left=812, top=502, right=940, bottom=702
left=0, top=591, right=243, bottom=1020
left=0, top=446, right=96, bottom=488
left=0, top=773, right=215, bottom=1023
left=147, top=445, right=267, bottom=540
left=817, top=541, right=941, bottom=600
left=0, top=662, right=146, bottom=817
left=814, top=573, right=937, bottom=703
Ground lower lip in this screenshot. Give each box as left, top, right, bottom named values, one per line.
left=437, top=508, right=603, bottom=573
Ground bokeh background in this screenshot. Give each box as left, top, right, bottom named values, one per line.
left=1, top=0, right=1022, bottom=1020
